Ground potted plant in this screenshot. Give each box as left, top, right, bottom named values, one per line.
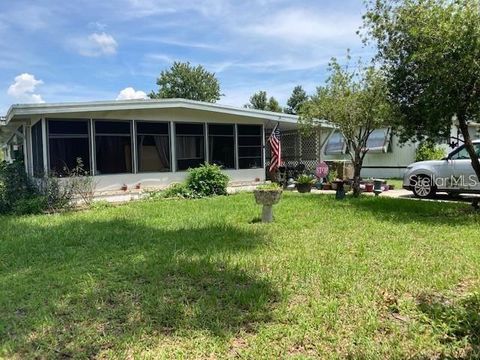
left=121, top=184, right=128, bottom=191
left=253, top=183, right=283, bottom=223
left=326, top=169, right=338, bottom=190
left=296, top=174, right=316, bottom=193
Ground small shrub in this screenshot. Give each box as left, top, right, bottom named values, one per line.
left=185, top=163, right=229, bottom=197
left=416, top=140, right=445, bottom=162
left=37, top=176, right=74, bottom=212
left=66, top=158, right=96, bottom=206
left=12, top=196, right=46, bottom=215
left=162, top=183, right=198, bottom=199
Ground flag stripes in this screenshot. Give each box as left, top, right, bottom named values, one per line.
left=268, top=123, right=282, bottom=172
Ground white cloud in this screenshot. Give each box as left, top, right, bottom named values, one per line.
left=7, top=73, right=45, bottom=103
left=116, top=87, right=148, bottom=100
left=73, top=32, right=118, bottom=57
left=241, top=8, right=361, bottom=44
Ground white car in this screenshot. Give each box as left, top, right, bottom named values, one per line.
left=403, top=140, right=480, bottom=198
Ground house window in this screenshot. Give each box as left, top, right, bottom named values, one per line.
left=176, top=123, right=205, bottom=171
left=208, top=124, right=235, bottom=169
left=48, top=120, right=90, bottom=175
left=365, top=128, right=391, bottom=152
left=238, top=125, right=263, bottom=169
left=325, top=130, right=345, bottom=154
left=31, top=121, right=44, bottom=176
left=95, top=121, right=132, bottom=174
left=136, top=122, right=170, bottom=172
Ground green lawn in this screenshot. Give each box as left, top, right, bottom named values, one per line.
left=1, top=193, right=480, bottom=359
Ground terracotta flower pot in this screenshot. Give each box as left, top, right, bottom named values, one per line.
left=323, top=184, right=332, bottom=191
left=365, top=183, right=374, bottom=192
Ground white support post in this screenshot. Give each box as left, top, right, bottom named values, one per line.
left=234, top=123, right=239, bottom=170
left=89, top=119, right=95, bottom=175
left=170, top=121, right=176, bottom=172
left=262, top=124, right=266, bottom=170
left=24, top=124, right=31, bottom=175
left=41, top=118, right=48, bottom=175
left=204, top=122, right=209, bottom=164
left=131, top=120, right=137, bottom=174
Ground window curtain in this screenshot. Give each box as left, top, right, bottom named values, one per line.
left=177, top=137, right=201, bottom=159
left=153, top=136, right=169, bottom=169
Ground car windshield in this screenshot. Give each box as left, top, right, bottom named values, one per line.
left=450, top=143, right=480, bottom=159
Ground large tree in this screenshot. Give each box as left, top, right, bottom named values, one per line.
left=285, top=85, right=308, bottom=114
left=149, top=61, right=221, bottom=102
left=245, top=91, right=283, bottom=112
left=363, top=0, right=480, bottom=182
left=301, top=59, right=396, bottom=197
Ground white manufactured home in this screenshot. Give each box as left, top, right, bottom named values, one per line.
left=0, top=99, right=326, bottom=192
left=3, top=98, right=471, bottom=192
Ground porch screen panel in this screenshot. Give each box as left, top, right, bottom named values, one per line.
left=95, top=121, right=132, bottom=174
left=136, top=122, right=170, bottom=172
left=48, top=120, right=90, bottom=175
left=31, top=121, right=44, bottom=176
left=208, top=124, right=235, bottom=169
left=238, top=125, right=263, bottom=169
left=176, top=123, right=205, bottom=170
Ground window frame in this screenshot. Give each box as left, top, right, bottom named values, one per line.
left=364, top=128, right=391, bottom=153
left=93, top=119, right=134, bottom=175
left=46, top=118, right=91, bottom=176
left=135, top=121, right=171, bottom=173
left=237, top=124, right=263, bottom=169
left=324, top=130, right=346, bottom=155
left=208, top=123, right=236, bottom=170
left=175, top=122, right=206, bottom=171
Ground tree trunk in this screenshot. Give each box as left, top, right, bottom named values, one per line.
left=352, top=157, right=363, bottom=198
left=458, top=114, right=480, bottom=183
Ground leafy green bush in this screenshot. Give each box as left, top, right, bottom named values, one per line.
left=149, top=163, right=230, bottom=200
left=0, top=161, right=36, bottom=212
left=163, top=183, right=198, bottom=199
left=185, top=163, right=229, bottom=197
left=12, top=196, right=47, bottom=215
left=0, top=158, right=95, bottom=215
left=416, top=141, right=445, bottom=162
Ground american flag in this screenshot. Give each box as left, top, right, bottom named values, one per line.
left=268, top=123, right=282, bottom=172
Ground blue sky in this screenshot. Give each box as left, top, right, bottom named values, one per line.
left=0, top=0, right=369, bottom=114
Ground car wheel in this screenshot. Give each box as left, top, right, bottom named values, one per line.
left=412, top=175, right=436, bottom=198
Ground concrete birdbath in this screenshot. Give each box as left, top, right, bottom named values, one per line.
left=253, top=184, right=283, bottom=223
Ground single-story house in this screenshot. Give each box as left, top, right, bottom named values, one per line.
left=3, top=98, right=477, bottom=192
left=0, top=99, right=333, bottom=192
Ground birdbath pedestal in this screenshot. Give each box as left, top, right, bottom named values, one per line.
left=253, top=189, right=283, bottom=223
